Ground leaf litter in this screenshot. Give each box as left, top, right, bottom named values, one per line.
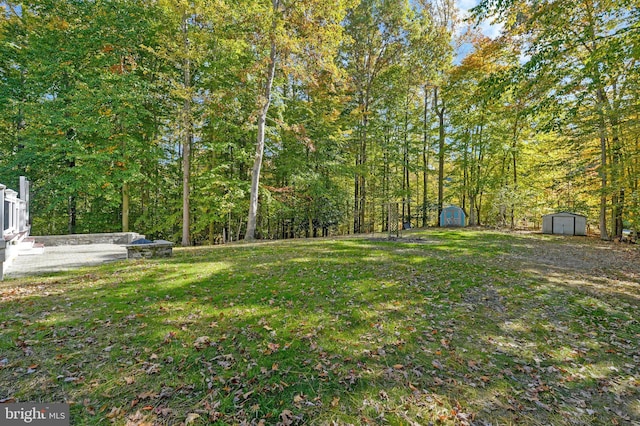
left=0, top=230, right=638, bottom=424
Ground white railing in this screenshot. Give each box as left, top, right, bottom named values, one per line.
left=1, top=177, right=30, bottom=280
left=1, top=176, right=30, bottom=238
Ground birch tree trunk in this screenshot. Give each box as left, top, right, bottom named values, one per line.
left=245, top=23, right=278, bottom=240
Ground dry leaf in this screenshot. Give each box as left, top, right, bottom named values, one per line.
left=106, top=407, right=123, bottom=419
left=193, top=336, right=210, bottom=350
left=138, top=391, right=158, bottom=400
left=184, top=413, right=200, bottom=425
left=268, top=342, right=280, bottom=351
left=280, top=410, right=294, bottom=426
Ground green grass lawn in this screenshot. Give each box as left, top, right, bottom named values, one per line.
left=1, top=229, right=639, bottom=425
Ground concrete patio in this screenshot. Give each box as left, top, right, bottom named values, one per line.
left=4, top=243, right=128, bottom=278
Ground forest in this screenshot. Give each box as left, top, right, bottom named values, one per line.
left=0, top=0, right=638, bottom=245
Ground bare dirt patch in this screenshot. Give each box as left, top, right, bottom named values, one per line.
left=508, top=234, right=640, bottom=276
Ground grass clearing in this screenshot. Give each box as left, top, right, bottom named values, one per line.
left=1, top=229, right=639, bottom=425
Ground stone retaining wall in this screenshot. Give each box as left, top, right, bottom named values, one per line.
left=125, top=240, right=174, bottom=259
left=32, top=232, right=144, bottom=246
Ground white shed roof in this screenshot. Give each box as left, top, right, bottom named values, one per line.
left=542, top=212, right=586, bottom=218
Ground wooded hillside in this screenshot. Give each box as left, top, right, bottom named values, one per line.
left=1, top=0, right=637, bottom=243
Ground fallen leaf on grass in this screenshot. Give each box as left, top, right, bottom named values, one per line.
left=163, top=332, right=176, bottom=344
left=155, top=407, right=173, bottom=417
left=193, top=336, right=210, bottom=350
left=106, top=407, right=123, bottom=419
left=126, top=410, right=154, bottom=426
left=138, top=391, right=158, bottom=400
left=184, top=413, right=200, bottom=425
left=280, top=410, right=294, bottom=426
left=145, top=363, right=161, bottom=374
left=268, top=342, right=280, bottom=351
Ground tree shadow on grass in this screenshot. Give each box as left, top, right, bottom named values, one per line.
left=0, top=232, right=639, bottom=424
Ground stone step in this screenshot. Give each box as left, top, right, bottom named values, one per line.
left=18, top=240, right=45, bottom=255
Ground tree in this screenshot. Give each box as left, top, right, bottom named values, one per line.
left=244, top=0, right=353, bottom=240
left=473, top=0, right=639, bottom=238
left=342, top=0, right=418, bottom=233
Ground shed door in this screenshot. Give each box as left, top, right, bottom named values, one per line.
left=445, top=210, right=458, bottom=226
left=453, top=210, right=461, bottom=225
left=553, top=216, right=574, bottom=235
left=444, top=211, right=452, bottom=226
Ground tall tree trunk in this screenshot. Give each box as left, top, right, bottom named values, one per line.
left=434, top=87, right=446, bottom=225
left=122, top=182, right=129, bottom=232
left=354, top=92, right=369, bottom=234
left=596, top=87, right=610, bottom=240
left=181, top=13, right=192, bottom=247
left=354, top=163, right=360, bottom=233
left=583, top=2, right=610, bottom=240
left=209, top=221, right=215, bottom=246
left=462, top=131, right=469, bottom=216
left=383, top=128, right=390, bottom=231
left=510, top=108, right=520, bottom=229
left=359, top=111, right=367, bottom=232
left=66, top=129, right=76, bottom=234
left=422, top=86, right=430, bottom=227
left=68, top=195, right=76, bottom=234
left=610, top=104, right=624, bottom=237
left=246, top=15, right=278, bottom=240
left=403, top=92, right=411, bottom=226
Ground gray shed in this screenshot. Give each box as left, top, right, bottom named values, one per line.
left=542, top=212, right=587, bottom=236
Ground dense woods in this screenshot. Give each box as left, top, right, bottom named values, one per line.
left=1, top=0, right=638, bottom=243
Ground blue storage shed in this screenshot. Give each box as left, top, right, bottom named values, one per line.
left=440, top=206, right=466, bottom=227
